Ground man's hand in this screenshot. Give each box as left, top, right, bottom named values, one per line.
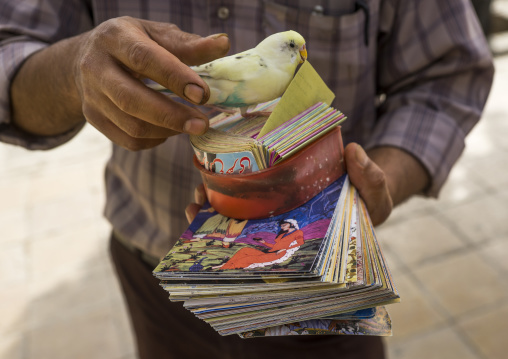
left=74, top=18, right=230, bottom=149
left=344, top=143, right=430, bottom=226
left=11, top=17, right=230, bottom=150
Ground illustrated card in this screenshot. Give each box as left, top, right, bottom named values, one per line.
left=192, top=144, right=260, bottom=174
left=154, top=175, right=347, bottom=278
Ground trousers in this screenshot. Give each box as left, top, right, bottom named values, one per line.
left=109, top=234, right=386, bottom=359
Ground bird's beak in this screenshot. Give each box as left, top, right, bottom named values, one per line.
left=299, top=44, right=307, bottom=64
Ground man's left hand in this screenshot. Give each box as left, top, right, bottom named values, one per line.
left=344, top=143, right=430, bottom=226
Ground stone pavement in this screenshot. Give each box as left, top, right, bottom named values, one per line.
left=381, top=52, right=508, bottom=359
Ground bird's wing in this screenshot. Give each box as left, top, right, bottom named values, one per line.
left=192, top=52, right=266, bottom=82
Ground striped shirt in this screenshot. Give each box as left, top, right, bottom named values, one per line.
left=0, top=0, right=494, bottom=259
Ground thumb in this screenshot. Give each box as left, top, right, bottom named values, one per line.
left=142, top=21, right=230, bottom=65
left=344, top=143, right=392, bottom=226
left=176, top=33, right=230, bottom=66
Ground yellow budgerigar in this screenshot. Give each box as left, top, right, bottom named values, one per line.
left=193, top=30, right=307, bottom=113
left=150, top=31, right=307, bottom=115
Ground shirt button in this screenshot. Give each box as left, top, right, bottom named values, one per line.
left=312, top=5, right=324, bottom=16
left=217, top=6, right=230, bottom=20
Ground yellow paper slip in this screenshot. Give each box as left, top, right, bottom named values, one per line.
left=257, top=61, right=335, bottom=138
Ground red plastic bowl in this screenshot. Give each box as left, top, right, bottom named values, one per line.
left=194, top=126, right=345, bottom=219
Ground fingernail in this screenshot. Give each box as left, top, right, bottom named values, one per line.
left=207, top=33, right=228, bottom=40
left=184, top=84, right=204, bottom=104
left=184, top=118, right=207, bottom=135
left=355, top=144, right=369, bottom=168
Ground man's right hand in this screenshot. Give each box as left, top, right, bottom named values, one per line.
left=11, top=17, right=230, bottom=150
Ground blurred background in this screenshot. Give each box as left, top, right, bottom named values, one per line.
left=1, top=1, right=508, bottom=358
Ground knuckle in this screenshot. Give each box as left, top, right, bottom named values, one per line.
left=117, top=15, right=135, bottom=24
left=113, top=85, right=137, bottom=113
left=155, top=23, right=182, bottom=40
left=157, top=111, right=180, bottom=130
left=76, top=50, right=101, bottom=84
left=98, top=16, right=135, bottom=36
left=126, top=41, right=151, bottom=72
left=125, top=122, right=149, bottom=138
left=94, top=19, right=122, bottom=40
left=90, top=17, right=138, bottom=53
left=368, top=166, right=387, bottom=189
left=162, top=24, right=182, bottom=35
left=168, top=23, right=180, bottom=31
left=161, top=70, right=187, bottom=95
left=77, top=54, right=94, bottom=74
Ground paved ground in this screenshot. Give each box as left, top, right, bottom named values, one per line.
left=381, top=54, right=508, bottom=359
left=1, top=7, right=508, bottom=359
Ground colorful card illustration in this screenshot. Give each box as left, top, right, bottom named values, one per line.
left=155, top=175, right=347, bottom=276
left=153, top=176, right=400, bottom=337
left=258, top=102, right=346, bottom=166
left=192, top=144, right=260, bottom=174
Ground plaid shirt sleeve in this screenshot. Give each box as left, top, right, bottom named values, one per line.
left=368, top=0, right=494, bottom=196
left=0, top=0, right=92, bottom=150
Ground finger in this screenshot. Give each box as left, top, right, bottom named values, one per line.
left=108, top=20, right=211, bottom=104
left=101, top=65, right=209, bottom=135
left=185, top=203, right=202, bottom=224
left=96, top=94, right=180, bottom=138
left=194, top=183, right=207, bottom=205
left=344, top=143, right=393, bottom=226
left=142, top=21, right=230, bottom=65
left=83, top=105, right=166, bottom=151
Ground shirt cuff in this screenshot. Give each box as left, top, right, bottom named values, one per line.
left=365, top=106, right=467, bottom=198
left=0, top=39, right=84, bottom=150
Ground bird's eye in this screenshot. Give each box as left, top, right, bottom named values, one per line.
left=289, top=42, right=295, bottom=48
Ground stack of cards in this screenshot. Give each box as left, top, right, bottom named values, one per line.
left=258, top=102, right=345, bottom=166
left=153, top=175, right=399, bottom=337
left=190, top=99, right=346, bottom=174
left=153, top=61, right=399, bottom=338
